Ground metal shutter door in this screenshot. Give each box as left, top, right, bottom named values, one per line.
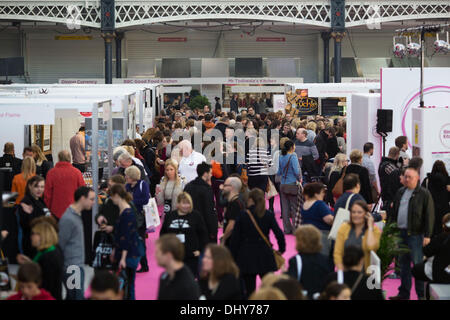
left=224, top=33, right=318, bottom=82
left=27, top=33, right=104, bottom=83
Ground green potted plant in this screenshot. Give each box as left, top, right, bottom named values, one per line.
left=377, top=222, right=410, bottom=296
left=188, top=95, right=210, bottom=110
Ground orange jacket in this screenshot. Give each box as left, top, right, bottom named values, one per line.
left=12, top=173, right=35, bottom=204
left=211, top=160, right=223, bottom=179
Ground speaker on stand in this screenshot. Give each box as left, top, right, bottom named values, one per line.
left=376, top=109, right=393, bottom=158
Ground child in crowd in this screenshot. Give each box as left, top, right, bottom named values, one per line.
left=89, top=270, right=123, bottom=300
left=7, top=262, right=55, bottom=300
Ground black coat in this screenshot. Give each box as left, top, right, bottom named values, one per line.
left=326, top=137, right=339, bottom=160
left=378, top=157, right=402, bottom=208
left=314, top=130, right=328, bottom=165
left=423, top=233, right=450, bottom=283
left=214, top=122, right=228, bottom=140
left=230, top=99, right=239, bottom=114
left=17, top=194, right=51, bottom=257
left=286, top=253, right=333, bottom=299
left=324, top=271, right=384, bottom=300
left=199, top=273, right=243, bottom=300
left=36, top=160, right=53, bottom=179
left=389, top=183, right=435, bottom=237
left=96, top=197, right=120, bottom=227
left=184, top=177, right=218, bottom=241
left=36, top=245, right=64, bottom=300
left=0, top=154, right=22, bottom=191
left=325, top=170, right=342, bottom=206
left=422, top=172, right=450, bottom=236
left=345, top=164, right=374, bottom=204
left=141, top=145, right=158, bottom=178
left=230, top=207, right=285, bottom=275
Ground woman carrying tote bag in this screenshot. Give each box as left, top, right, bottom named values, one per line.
left=277, top=141, right=302, bottom=235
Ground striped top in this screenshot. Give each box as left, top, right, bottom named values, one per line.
left=246, top=147, right=272, bottom=176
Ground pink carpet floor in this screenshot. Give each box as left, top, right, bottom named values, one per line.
left=135, top=196, right=418, bottom=300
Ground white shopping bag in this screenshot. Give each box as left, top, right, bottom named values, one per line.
left=328, top=194, right=355, bottom=240
left=144, top=198, right=160, bottom=228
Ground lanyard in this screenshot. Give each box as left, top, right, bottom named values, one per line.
left=33, top=245, right=56, bottom=262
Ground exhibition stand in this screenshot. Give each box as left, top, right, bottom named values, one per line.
left=0, top=84, right=157, bottom=131
left=0, top=97, right=113, bottom=233
left=380, top=68, right=450, bottom=155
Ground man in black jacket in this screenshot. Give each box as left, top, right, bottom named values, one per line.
left=389, top=167, right=435, bottom=300
left=378, top=146, right=402, bottom=211
left=184, top=162, right=218, bottom=243
left=0, top=142, right=22, bottom=191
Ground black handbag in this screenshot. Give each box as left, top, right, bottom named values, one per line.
left=92, top=231, right=114, bottom=270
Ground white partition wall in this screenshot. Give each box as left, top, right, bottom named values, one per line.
left=350, top=93, right=383, bottom=179
left=412, top=107, right=450, bottom=181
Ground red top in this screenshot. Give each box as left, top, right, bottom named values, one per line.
left=44, top=162, right=85, bottom=219
left=7, top=289, right=55, bottom=300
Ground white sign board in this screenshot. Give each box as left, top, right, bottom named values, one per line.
left=273, top=94, right=286, bottom=114
left=412, top=107, right=450, bottom=180
left=381, top=67, right=450, bottom=157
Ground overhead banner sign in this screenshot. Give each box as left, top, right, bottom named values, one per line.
left=0, top=105, right=54, bottom=125
left=111, top=77, right=304, bottom=85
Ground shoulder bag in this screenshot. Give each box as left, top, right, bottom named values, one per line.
left=328, top=193, right=356, bottom=240
left=246, top=210, right=285, bottom=270
left=332, top=166, right=347, bottom=198
left=282, top=155, right=300, bottom=196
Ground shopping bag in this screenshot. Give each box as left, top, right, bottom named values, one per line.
left=0, top=249, right=11, bottom=291
left=328, top=194, right=355, bottom=240
left=92, top=231, right=114, bottom=270
left=265, top=179, right=278, bottom=199
left=144, top=198, right=160, bottom=229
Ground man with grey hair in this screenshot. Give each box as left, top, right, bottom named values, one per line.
left=220, top=177, right=245, bottom=248
left=117, top=152, right=149, bottom=185
left=178, top=139, right=206, bottom=183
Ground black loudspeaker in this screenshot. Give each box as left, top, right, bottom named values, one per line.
left=376, top=109, right=393, bottom=133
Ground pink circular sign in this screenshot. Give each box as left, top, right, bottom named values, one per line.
left=440, top=123, right=450, bottom=149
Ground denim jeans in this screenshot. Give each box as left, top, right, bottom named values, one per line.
left=63, top=265, right=85, bottom=300
left=398, top=229, right=425, bottom=299
left=126, top=257, right=140, bottom=300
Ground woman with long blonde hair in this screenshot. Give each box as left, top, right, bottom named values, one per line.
left=12, top=156, right=36, bottom=204
left=31, top=144, right=53, bottom=179
left=156, top=159, right=185, bottom=216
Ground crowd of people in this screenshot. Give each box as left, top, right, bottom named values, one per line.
left=0, top=93, right=449, bottom=301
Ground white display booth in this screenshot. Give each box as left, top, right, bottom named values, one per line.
left=381, top=68, right=450, bottom=159
left=0, top=98, right=112, bottom=230
left=412, top=107, right=450, bottom=181
left=351, top=93, right=383, bottom=183
left=1, top=84, right=157, bottom=132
